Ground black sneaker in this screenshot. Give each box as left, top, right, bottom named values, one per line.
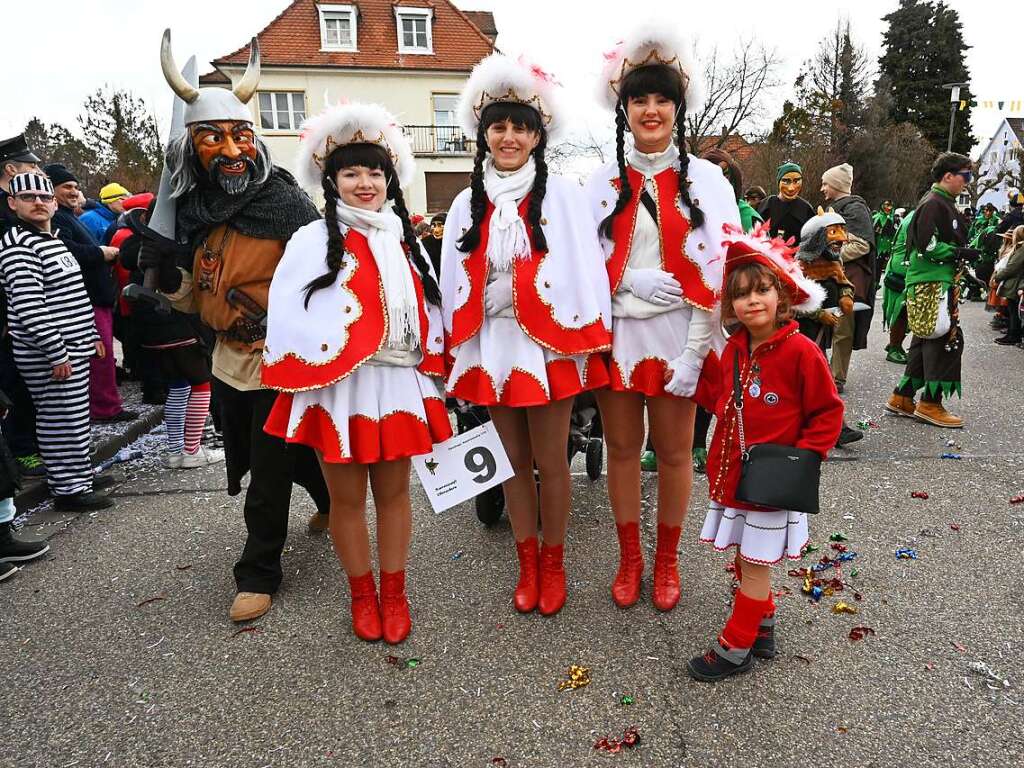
left=994, top=336, right=1022, bottom=346
left=92, top=410, right=139, bottom=424
left=0, top=522, right=51, bottom=564
left=0, top=562, right=18, bottom=582
left=687, top=646, right=754, bottom=682
left=836, top=424, right=864, bottom=447
left=53, top=492, right=114, bottom=512
left=92, top=473, right=117, bottom=491
left=834, top=379, right=845, bottom=394
left=751, top=624, right=776, bottom=659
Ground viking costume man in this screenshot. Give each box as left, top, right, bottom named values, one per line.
left=144, top=31, right=329, bottom=622
left=585, top=24, right=739, bottom=612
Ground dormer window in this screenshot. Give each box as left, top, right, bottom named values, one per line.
left=395, top=7, right=433, bottom=54
left=319, top=4, right=357, bottom=51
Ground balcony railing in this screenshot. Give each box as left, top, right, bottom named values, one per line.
left=403, top=125, right=477, bottom=156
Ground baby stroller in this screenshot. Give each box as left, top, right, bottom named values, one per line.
left=451, top=394, right=604, bottom=526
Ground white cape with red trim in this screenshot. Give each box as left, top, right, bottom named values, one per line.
left=440, top=174, right=612, bottom=344
left=584, top=153, right=740, bottom=299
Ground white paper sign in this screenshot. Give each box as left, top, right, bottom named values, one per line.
left=412, top=421, right=514, bottom=513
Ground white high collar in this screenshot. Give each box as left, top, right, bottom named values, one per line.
left=628, top=143, right=680, bottom=178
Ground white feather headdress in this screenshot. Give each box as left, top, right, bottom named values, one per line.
left=457, top=53, right=566, bottom=141
left=598, top=21, right=704, bottom=115
left=295, top=102, right=415, bottom=190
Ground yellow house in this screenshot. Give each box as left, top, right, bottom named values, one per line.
left=200, top=0, right=496, bottom=214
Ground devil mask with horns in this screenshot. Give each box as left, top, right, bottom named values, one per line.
left=161, top=30, right=272, bottom=198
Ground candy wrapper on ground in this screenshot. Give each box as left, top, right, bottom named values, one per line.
left=558, top=665, right=591, bottom=691
left=594, top=727, right=640, bottom=753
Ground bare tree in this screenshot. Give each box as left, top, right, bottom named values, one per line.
left=684, top=38, right=782, bottom=154
left=972, top=148, right=1024, bottom=206
left=546, top=126, right=614, bottom=179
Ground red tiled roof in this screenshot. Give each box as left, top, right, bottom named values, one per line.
left=696, top=134, right=756, bottom=162
left=213, top=0, right=494, bottom=72
left=463, top=10, right=496, bottom=41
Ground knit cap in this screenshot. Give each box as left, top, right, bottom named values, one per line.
left=776, top=161, right=801, bottom=183
left=822, top=163, right=854, bottom=195
left=42, top=163, right=77, bottom=187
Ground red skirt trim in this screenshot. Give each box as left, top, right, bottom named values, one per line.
left=264, top=393, right=452, bottom=464
left=607, top=350, right=718, bottom=411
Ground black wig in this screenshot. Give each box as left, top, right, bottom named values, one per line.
left=456, top=101, right=549, bottom=254
left=303, top=142, right=442, bottom=309
left=599, top=64, right=705, bottom=239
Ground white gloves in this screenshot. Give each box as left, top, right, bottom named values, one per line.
left=621, top=267, right=683, bottom=307
left=485, top=272, right=514, bottom=315
left=665, top=349, right=704, bottom=398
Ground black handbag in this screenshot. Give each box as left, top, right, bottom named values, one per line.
left=732, top=349, right=821, bottom=514
left=883, top=270, right=905, bottom=294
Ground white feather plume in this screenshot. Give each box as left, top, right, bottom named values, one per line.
left=597, top=20, right=704, bottom=115
left=457, top=53, right=566, bottom=141
left=295, top=102, right=416, bottom=191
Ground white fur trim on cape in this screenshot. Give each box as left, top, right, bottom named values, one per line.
left=457, top=53, right=567, bottom=141
left=598, top=21, right=704, bottom=115
left=295, top=103, right=416, bottom=191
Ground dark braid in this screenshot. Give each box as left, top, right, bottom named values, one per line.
left=599, top=107, right=632, bottom=240
left=391, top=182, right=442, bottom=307
left=456, top=123, right=490, bottom=253
left=525, top=130, right=549, bottom=252
left=675, top=119, right=705, bottom=229
left=303, top=184, right=346, bottom=308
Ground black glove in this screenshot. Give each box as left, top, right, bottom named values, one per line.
left=954, top=247, right=982, bottom=263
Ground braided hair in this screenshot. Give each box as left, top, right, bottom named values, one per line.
left=456, top=101, right=549, bottom=253
left=303, top=142, right=442, bottom=308
left=600, top=64, right=705, bottom=238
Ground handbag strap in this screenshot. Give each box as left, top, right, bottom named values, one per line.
left=732, top=348, right=749, bottom=460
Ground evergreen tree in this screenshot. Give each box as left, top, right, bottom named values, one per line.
left=878, top=0, right=974, bottom=154
left=23, top=117, right=102, bottom=193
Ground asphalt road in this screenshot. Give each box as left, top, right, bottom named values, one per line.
left=3, top=303, right=1022, bottom=768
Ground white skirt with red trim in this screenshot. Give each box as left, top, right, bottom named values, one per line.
left=264, top=364, right=452, bottom=464
left=447, top=316, right=609, bottom=407
left=699, top=501, right=809, bottom=565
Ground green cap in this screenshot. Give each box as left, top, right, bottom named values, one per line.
left=777, top=161, right=802, bottom=183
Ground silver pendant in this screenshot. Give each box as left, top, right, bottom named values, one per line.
left=748, top=383, right=761, bottom=399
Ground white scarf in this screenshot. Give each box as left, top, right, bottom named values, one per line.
left=627, top=143, right=680, bottom=180
left=335, top=200, right=420, bottom=348
left=483, top=156, right=536, bottom=271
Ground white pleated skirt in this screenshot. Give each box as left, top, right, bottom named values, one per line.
left=699, top=501, right=809, bottom=565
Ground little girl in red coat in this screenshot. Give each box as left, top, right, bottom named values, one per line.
left=687, top=224, right=843, bottom=682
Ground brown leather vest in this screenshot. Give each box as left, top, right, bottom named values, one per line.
left=191, top=225, right=285, bottom=353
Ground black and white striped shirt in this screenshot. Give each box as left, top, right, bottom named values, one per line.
left=0, top=223, right=98, bottom=365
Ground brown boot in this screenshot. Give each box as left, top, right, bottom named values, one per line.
left=885, top=393, right=916, bottom=417
left=307, top=511, right=330, bottom=533
left=913, top=401, right=963, bottom=428
left=229, top=591, right=272, bottom=622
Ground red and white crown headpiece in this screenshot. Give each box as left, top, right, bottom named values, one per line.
left=722, top=222, right=826, bottom=313
left=458, top=53, right=566, bottom=141
left=296, top=102, right=415, bottom=190
left=598, top=21, right=704, bottom=115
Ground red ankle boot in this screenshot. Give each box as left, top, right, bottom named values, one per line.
left=379, top=570, right=411, bottom=645
left=538, top=543, right=566, bottom=616
left=611, top=521, right=644, bottom=608
left=514, top=537, right=540, bottom=613
left=348, top=572, right=382, bottom=642
left=652, top=523, right=682, bottom=611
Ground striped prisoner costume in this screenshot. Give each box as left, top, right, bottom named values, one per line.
left=0, top=222, right=98, bottom=497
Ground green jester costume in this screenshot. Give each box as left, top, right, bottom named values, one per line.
left=889, top=184, right=970, bottom=419
left=881, top=212, right=913, bottom=331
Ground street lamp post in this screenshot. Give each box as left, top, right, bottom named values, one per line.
left=943, top=82, right=969, bottom=152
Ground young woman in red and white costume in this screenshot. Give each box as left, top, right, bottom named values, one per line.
left=441, top=54, right=612, bottom=616
left=584, top=25, right=740, bottom=612
left=262, top=104, right=450, bottom=644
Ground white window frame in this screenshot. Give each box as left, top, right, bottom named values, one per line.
left=394, top=7, right=433, bottom=54
left=257, top=91, right=307, bottom=133
left=318, top=4, right=357, bottom=52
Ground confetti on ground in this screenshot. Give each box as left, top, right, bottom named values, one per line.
left=790, top=654, right=813, bottom=664
left=620, top=695, right=635, bottom=706
left=558, top=665, right=591, bottom=691
left=1011, top=495, right=1024, bottom=505
left=910, top=491, right=930, bottom=499
left=136, top=595, right=166, bottom=608
left=832, top=602, right=858, bottom=615
left=829, top=533, right=848, bottom=542
left=856, top=419, right=870, bottom=430
left=450, top=551, right=464, bottom=561
left=230, top=626, right=262, bottom=638
left=951, top=641, right=967, bottom=653
left=174, top=564, right=193, bottom=571
left=950, top=523, right=961, bottom=532
left=385, top=655, right=419, bottom=669
left=925, top=662, right=936, bottom=671
left=491, top=758, right=508, bottom=767
left=594, top=727, right=640, bottom=754
left=940, top=453, right=962, bottom=460
left=837, top=726, right=849, bottom=734
left=849, top=626, right=876, bottom=641
left=895, top=548, right=918, bottom=560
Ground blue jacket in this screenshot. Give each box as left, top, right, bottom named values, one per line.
left=79, top=202, right=116, bottom=245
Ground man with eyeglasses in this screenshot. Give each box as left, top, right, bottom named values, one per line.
left=0, top=172, right=112, bottom=511
left=885, top=152, right=974, bottom=429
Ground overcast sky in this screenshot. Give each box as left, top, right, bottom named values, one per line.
left=2, top=0, right=1019, bottom=156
